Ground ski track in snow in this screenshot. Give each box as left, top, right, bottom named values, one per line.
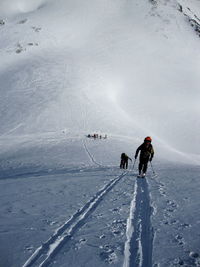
left=123, top=177, right=153, bottom=267
left=22, top=142, right=128, bottom=267
left=82, top=140, right=103, bottom=167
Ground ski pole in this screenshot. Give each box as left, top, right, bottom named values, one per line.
left=150, top=161, right=155, bottom=175
left=132, top=158, right=136, bottom=171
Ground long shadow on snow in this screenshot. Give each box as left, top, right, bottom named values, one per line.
left=0, top=165, right=118, bottom=180
left=129, top=177, right=154, bottom=267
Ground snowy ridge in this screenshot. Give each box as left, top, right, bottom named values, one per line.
left=123, top=177, right=153, bottom=267
left=22, top=143, right=128, bottom=267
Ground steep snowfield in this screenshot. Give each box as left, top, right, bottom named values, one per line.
left=0, top=0, right=200, bottom=266
left=0, top=0, right=200, bottom=160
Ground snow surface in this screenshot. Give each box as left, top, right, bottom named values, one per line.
left=0, top=0, right=200, bottom=266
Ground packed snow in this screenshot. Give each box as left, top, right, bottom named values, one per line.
left=0, top=0, right=200, bottom=266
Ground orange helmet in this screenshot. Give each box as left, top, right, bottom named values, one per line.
left=144, top=136, right=152, bottom=142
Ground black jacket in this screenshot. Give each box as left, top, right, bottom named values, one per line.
left=135, top=143, right=154, bottom=161
left=121, top=153, right=132, bottom=161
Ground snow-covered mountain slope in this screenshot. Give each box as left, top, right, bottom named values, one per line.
left=0, top=0, right=200, bottom=267
left=0, top=137, right=200, bottom=267
left=0, top=0, right=200, bottom=163
left=1, top=1, right=200, bottom=266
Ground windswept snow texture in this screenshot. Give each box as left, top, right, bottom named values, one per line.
left=0, top=0, right=200, bottom=267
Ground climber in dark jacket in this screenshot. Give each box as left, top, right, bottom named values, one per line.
left=120, top=153, right=132, bottom=169
left=135, top=136, right=154, bottom=177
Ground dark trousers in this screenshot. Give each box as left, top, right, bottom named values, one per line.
left=138, top=158, right=149, bottom=174
left=120, top=159, right=128, bottom=169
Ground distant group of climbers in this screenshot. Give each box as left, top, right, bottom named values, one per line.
left=120, top=136, right=154, bottom=178
left=87, top=134, right=107, bottom=139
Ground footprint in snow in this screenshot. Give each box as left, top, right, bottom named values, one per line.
left=189, top=252, right=200, bottom=266
left=166, top=200, right=177, bottom=208
left=172, top=257, right=185, bottom=265
left=94, top=213, right=103, bottom=219
left=163, top=219, right=178, bottom=225
left=6, top=207, right=13, bottom=213
left=176, top=252, right=200, bottom=266
left=189, top=251, right=199, bottom=259
left=159, top=187, right=166, bottom=196
left=178, top=223, right=191, bottom=229
left=163, top=210, right=173, bottom=219
left=163, top=200, right=178, bottom=218
left=99, top=234, right=106, bottom=239
left=113, top=219, right=125, bottom=224
left=170, top=219, right=178, bottom=224
left=31, top=26, right=42, bottom=32
left=174, top=234, right=185, bottom=246
left=111, top=219, right=126, bottom=236
left=157, top=183, right=166, bottom=196
left=27, top=42, right=39, bottom=47
left=42, top=219, right=58, bottom=226
left=16, top=43, right=25, bottom=54
left=75, top=238, right=87, bottom=250
left=24, top=245, right=34, bottom=252
left=111, top=208, right=120, bottom=213
left=99, top=245, right=118, bottom=264
left=20, top=209, right=28, bottom=215
left=18, top=19, right=28, bottom=24
left=166, top=207, right=176, bottom=213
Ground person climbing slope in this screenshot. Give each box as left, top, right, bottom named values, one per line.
left=135, top=136, right=154, bottom=177
left=120, top=153, right=132, bottom=169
